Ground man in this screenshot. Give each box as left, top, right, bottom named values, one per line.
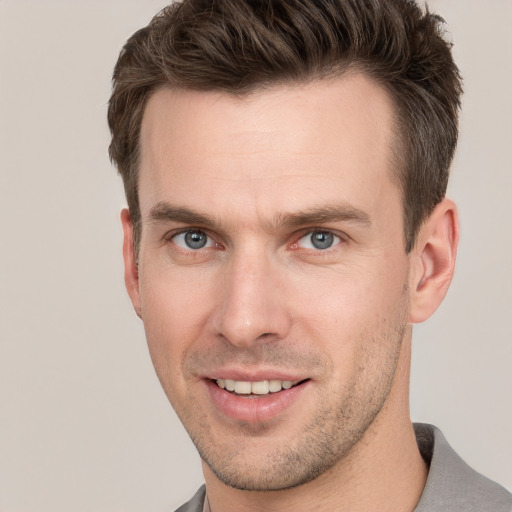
left=107, top=1, right=511, bottom=511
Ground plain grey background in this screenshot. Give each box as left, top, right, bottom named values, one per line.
left=1, top=1, right=511, bottom=511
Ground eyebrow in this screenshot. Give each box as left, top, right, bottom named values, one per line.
left=148, top=202, right=218, bottom=228
left=147, top=201, right=371, bottom=230
left=276, top=205, right=371, bottom=228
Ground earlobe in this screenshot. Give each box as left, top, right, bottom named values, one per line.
left=409, top=199, right=459, bottom=324
left=121, top=208, right=142, bottom=318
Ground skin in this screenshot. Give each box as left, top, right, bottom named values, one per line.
left=122, top=73, right=459, bottom=512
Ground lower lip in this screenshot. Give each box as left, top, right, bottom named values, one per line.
left=204, top=379, right=310, bottom=423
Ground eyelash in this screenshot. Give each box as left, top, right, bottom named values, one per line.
left=163, top=228, right=347, bottom=256
left=164, top=229, right=222, bottom=252
left=292, top=230, right=344, bottom=252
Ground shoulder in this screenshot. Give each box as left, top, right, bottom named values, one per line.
left=414, top=423, right=512, bottom=512
left=173, top=485, right=206, bottom=512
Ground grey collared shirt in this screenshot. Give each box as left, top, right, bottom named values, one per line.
left=413, top=424, right=511, bottom=511
left=175, top=424, right=512, bottom=512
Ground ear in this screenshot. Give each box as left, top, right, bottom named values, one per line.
left=409, top=198, right=459, bottom=324
left=121, top=208, right=142, bottom=318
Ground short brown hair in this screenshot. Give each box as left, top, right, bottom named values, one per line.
left=108, top=0, right=462, bottom=254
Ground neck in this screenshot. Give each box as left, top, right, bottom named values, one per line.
left=203, top=333, right=427, bottom=512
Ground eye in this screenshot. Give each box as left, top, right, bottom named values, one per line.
left=297, top=231, right=341, bottom=250
left=172, top=230, right=215, bottom=250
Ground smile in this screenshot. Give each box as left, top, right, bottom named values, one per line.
left=215, top=378, right=302, bottom=395
left=206, top=377, right=311, bottom=422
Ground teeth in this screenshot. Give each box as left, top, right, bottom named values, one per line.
left=224, top=379, right=236, bottom=391
left=268, top=380, right=282, bottom=392
left=251, top=381, right=269, bottom=395
left=234, top=381, right=252, bottom=394
left=215, top=378, right=299, bottom=395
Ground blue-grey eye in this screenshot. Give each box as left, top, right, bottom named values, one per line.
left=173, top=230, right=214, bottom=250
left=297, top=231, right=340, bottom=250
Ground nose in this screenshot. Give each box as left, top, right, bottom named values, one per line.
left=213, top=249, right=292, bottom=348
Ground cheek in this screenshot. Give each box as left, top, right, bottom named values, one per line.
left=138, top=265, right=215, bottom=383
left=294, top=269, right=395, bottom=325
left=292, top=263, right=409, bottom=351
left=140, top=256, right=215, bottom=324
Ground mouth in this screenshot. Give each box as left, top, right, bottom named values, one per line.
left=213, top=378, right=307, bottom=396
left=204, top=374, right=312, bottom=422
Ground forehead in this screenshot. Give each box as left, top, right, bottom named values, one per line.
left=138, top=74, right=400, bottom=227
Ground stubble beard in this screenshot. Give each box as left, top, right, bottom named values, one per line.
left=177, top=317, right=407, bottom=492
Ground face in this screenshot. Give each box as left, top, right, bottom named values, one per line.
left=125, top=74, right=415, bottom=491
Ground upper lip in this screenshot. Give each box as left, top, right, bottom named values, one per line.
left=202, top=368, right=308, bottom=382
